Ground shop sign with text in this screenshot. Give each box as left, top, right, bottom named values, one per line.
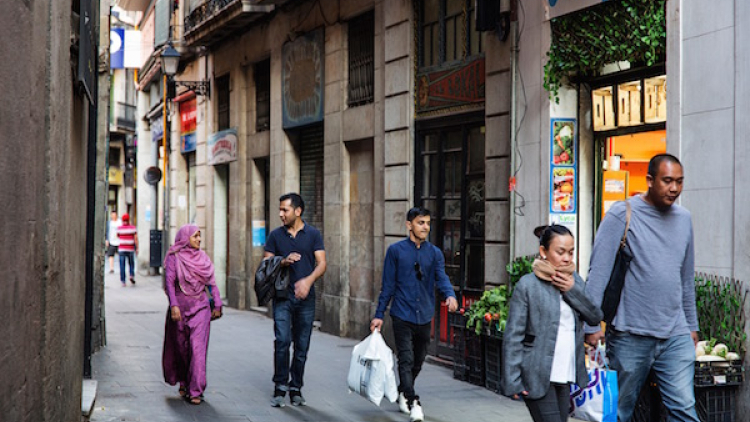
left=416, top=57, right=485, bottom=115
left=207, top=128, right=237, bottom=165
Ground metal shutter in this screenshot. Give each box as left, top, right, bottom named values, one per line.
left=298, top=125, right=324, bottom=318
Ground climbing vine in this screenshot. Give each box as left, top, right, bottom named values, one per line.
left=543, top=0, right=667, bottom=101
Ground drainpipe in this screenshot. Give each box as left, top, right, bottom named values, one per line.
left=508, top=18, right=519, bottom=267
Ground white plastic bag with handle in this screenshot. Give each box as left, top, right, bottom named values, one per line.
left=347, top=330, right=399, bottom=406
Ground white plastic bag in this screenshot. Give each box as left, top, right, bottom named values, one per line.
left=347, top=330, right=399, bottom=406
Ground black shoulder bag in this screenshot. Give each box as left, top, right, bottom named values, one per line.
left=601, top=201, right=632, bottom=325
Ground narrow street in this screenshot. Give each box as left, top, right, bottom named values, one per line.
left=89, top=265, right=532, bottom=422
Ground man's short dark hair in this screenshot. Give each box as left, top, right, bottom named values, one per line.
left=647, top=153, right=682, bottom=177
left=406, top=206, right=431, bottom=222
left=280, top=193, right=304, bottom=215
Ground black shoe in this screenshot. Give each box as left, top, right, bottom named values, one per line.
left=270, top=389, right=286, bottom=407
left=290, top=390, right=306, bottom=406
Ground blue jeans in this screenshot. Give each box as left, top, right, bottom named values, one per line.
left=272, top=293, right=315, bottom=391
left=391, top=316, right=431, bottom=402
left=119, top=251, right=135, bottom=283
left=607, top=330, right=699, bottom=422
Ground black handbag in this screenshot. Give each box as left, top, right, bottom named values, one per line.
left=601, top=201, right=632, bottom=325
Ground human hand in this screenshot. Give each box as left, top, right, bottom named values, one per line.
left=512, top=391, right=528, bottom=400
left=370, top=318, right=383, bottom=332
left=282, top=253, right=301, bottom=267
left=585, top=331, right=605, bottom=348
left=691, top=331, right=699, bottom=346
left=211, top=308, right=222, bottom=321
left=445, top=296, right=458, bottom=312
left=551, top=272, right=574, bottom=292
left=294, top=277, right=312, bottom=299
left=105, top=240, right=109, bottom=247
left=170, top=306, right=182, bottom=322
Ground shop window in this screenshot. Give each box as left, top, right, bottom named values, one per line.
left=347, top=11, right=374, bottom=107
left=419, top=0, right=485, bottom=68
left=255, top=59, right=270, bottom=132
left=216, top=74, right=230, bottom=130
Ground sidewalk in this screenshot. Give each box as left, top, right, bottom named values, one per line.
left=90, top=264, right=533, bottom=422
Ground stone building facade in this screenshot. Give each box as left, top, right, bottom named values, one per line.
left=116, top=0, right=515, bottom=358
left=1, top=1, right=104, bottom=420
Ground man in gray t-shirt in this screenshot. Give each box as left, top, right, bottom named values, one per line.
left=585, top=154, right=699, bottom=422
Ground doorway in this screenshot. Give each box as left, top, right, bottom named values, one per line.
left=213, top=164, right=229, bottom=299
left=415, top=113, right=485, bottom=359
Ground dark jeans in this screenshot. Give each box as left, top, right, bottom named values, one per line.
left=391, top=315, right=431, bottom=403
left=118, top=251, right=135, bottom=283
left=524, top=383, right=571, bottom=422
left=272, top=293, right=316, bottom=391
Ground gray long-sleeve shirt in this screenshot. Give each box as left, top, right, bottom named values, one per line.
left=585, top=195, right=698, bottom=338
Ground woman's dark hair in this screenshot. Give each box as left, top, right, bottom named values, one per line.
left=406, top=206, right=431, bottom=222
left=279, top=193, right=304, bottom=215
left=533, top=224, right=573, bottom=249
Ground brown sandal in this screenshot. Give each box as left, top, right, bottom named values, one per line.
left=188, top=396, right=202, bottom=405
left=178, top=386, right=187, bottom=397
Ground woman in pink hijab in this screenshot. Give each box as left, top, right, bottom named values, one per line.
left=162, top=224, right=222, bottom=405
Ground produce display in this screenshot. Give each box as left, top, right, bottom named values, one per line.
left=464, top=286, right=510, bottom=335
left=695, top=338, right=741, bottom=362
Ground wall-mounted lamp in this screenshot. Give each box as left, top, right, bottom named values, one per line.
left=161, top=43, right=210, bottom=97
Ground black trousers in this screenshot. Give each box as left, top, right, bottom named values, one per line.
left=524, top=383, right=571, bottom=422
left=391, top=316, right=431, bottom=403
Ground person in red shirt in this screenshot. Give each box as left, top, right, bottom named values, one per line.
left=116, top=213, right=138, bottom=286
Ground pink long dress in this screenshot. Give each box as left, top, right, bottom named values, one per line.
left=162, top=253, right=223, bottom=398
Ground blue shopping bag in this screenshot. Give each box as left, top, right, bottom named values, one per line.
left=569, top=366, right=618, bottom=422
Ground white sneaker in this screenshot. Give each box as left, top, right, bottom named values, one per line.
left=398, top=392, right=409, bottom=414
left=409, top=400, right=424, bottom=422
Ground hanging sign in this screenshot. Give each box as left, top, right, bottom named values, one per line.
left=207, top=128, right=238, bottom=165
left=180, top=98, right=197, bottom=153
left=282, top=29, right=325, bottom=129
left=416, top=57, right=485, bottom=115
left=549, top=118, right=577, bottom=232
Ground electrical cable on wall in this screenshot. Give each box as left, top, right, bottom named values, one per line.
left=512, top=0, right=528, bottom=217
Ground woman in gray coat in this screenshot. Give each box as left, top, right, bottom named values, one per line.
left=502, top=225, right=603, bottom=422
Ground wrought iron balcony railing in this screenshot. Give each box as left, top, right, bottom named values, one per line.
left=114, top=101, right=137, bottom=132
left=184, top=0, right=236, bottom=35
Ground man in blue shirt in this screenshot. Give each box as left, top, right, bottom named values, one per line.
left=264, top=193, right=326, bottom=408
left=371, top=207, right=458, bottom=422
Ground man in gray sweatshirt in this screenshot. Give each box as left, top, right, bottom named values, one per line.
left=585, top=154, right=699, bottom=422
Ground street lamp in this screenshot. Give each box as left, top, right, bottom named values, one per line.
left=160, top=43, right=211, bottom=97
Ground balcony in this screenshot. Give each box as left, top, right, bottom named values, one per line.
left=114, top=101, right=137, bottom=132
left=183, top=0, right=275, bottom=47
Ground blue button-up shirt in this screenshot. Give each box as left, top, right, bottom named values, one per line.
left=375, top=238, right=456, bottom=325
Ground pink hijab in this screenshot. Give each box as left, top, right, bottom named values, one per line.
left=165, top=224, right=214, bottom=296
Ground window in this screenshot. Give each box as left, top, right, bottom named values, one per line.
left=348, top=11, right=375, bottom=107
left=216, top=74, right=230, bottom=130
left=419, top=0, right=485, bottom=68
left=255, top=59, right=270, bottom=132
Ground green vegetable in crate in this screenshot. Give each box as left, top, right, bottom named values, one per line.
left=465, top=286, right=511, bottom=335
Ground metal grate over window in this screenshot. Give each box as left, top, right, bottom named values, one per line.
left=255, top=59, right=270, bottom=132
left=347, top=11, right=374, bottom=107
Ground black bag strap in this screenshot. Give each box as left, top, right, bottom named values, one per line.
left=619, top=201, right=631, bottom=250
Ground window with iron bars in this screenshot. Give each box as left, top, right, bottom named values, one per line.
left=347, top=11, right=374, bottom=107
left=217, top=74, right=230, bottom=130
left=255, top=59, right=270, bottom=132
